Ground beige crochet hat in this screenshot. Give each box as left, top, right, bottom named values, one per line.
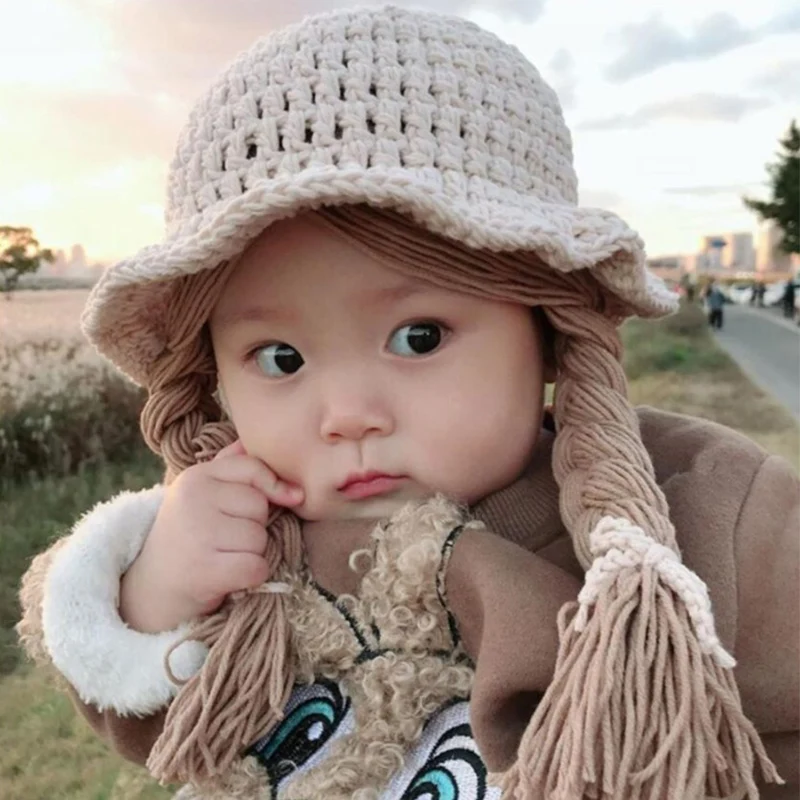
left=82, top=4, right=677, bottom=386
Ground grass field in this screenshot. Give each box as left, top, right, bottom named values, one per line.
left=1, top=456, right=172, bottom=800
left=1, top=296, right=797, bottom=798
left=621, top=302, right=799, bottom=469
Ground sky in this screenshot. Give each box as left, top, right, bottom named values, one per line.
left=0, top=0, right=798, bottom=264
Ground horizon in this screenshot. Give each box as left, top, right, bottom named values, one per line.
left=2, top=0, right=798, bottom=264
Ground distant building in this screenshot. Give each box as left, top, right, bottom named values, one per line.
left=698, top=235, right=727, bottom=272
left=33, top=243, right=105, bottom=282
left=756, top=222, right=793, bottom=273
left=694, top=232, right=755, bottom=274
left=39, top=248, right=68, bottom=277
left=720, top=232, right=754, bottom=271
left=70, top=244, right=87, bottom=272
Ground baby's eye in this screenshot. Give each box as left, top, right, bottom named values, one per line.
left=254, top=343, right=304, bottom=377
left=387, top=322, right=446, bottom=357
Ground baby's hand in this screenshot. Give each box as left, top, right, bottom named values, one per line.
left=119, top=440, right=304, bottom=633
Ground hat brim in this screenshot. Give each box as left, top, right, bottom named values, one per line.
left=82, top=165, right=678, bottom=386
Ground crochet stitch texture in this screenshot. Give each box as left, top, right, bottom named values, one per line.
left=81, top=5, right=676, bottom=386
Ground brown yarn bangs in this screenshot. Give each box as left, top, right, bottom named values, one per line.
left=141, top=205, right=777, bottom=799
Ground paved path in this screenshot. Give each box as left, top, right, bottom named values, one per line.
left=713, top=304, right=800, bottom=421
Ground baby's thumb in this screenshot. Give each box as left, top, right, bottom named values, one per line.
left=214, top=438, right=246, bottom=460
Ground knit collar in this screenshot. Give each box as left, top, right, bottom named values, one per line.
left=470, top=426, right=565, bottom=552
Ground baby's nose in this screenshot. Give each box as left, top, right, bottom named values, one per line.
left=320, top=404, right=394, bottom=442
left=318, top=376, right=394, bottom=442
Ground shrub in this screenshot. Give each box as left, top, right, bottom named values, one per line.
left=0, top=338, right=149, bottom=485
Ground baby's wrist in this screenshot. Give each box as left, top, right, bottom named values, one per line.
left=119, top=561, right=198, bottom=634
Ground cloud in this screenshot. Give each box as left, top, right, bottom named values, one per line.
left=762, top=6, right=800, bottom=35
left=750, top=60, right=800, bottom=104
left=0, top=84, right=183, bottom=174
left=546, top=48, right=577, bottom=109
left=578, top=93, right=772, bottom=131
left=604, top=9, right=798, bottom=82
left=662, top=183, right=762, bottom=197
left=73, top=0, right=545, bottom=101
left=578, top=189, right=624, bottom=208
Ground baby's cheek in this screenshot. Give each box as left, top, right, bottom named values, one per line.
left=434, top=411, right=538, bottom=500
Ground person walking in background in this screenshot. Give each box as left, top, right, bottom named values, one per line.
left=704, top=279, right=726, bottom=329
left=781, top=280, right=796, bottom=320
left=756, top=281, right=767, bottom=308
left=679, top=273, right=696, bottom=303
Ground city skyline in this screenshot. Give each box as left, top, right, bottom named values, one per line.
left=35, top=219, right=791, bottom=280
left=2, top=0, right=798, bottom=264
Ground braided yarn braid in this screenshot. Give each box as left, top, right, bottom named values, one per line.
left=499, top=304, right=778, bottom=799
left=136, top=261, right=304, bottom=785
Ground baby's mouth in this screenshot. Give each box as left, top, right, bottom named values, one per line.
left=337, top=471, right=407, bottom=500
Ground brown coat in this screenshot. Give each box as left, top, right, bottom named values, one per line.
left=24, top=407, right=800, bottom=793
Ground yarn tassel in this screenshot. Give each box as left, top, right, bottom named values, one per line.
left=146, top=513, right=302, bottom=787
left=146, top=589, right=294, bottom=786
left=502, top=518, right=783, bottom=800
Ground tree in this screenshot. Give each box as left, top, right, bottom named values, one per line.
left=743, top=120, right=799, bottom=255
left=0, top=226, right=54, bottom=298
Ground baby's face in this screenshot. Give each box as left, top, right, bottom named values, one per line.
left=209, top=214, right=547, bottom=521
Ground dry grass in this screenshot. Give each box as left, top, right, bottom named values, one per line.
left=622, top=302, right=800, bottom=471
left=628, top=371, right=800, bottom=468
left=1, top=289, right=147, bottom=485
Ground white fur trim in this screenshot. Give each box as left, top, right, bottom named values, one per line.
left=42, top=486, right=209, bottom=716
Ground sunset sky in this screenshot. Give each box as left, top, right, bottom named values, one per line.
left=1, top=0, right=798, bottom=264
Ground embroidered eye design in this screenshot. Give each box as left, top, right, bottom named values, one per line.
left=249, top=680, right=350, bottom=785
left=255, top=342, right=304, bottom=376
left=388, top=323, right=446, bottom=356
left=399, top=721, right=492, bottom=800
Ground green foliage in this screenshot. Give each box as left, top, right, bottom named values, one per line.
left=743, top=119, right=800, bottom=254
left=0, top=226, right=54, bottom=296
left=0, top=454, right=161, bottom=675
left=622, top=301, right=729, bottom=380
left=0, top=446, right=165, bottom=797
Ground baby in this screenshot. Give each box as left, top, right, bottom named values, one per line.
left=18, top=7, right=798, bottom=800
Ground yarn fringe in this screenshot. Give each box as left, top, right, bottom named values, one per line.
left=146, top=591, right=294, bottom=787
left=501, top=568, right=782, bottom=800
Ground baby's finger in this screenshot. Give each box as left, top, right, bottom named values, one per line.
left=211, top=552, right=271, bottom=595
left=216, top=483, right=271, bottom=527
left=214, top=518, right=270, bottom=556
left=210, top=454, right=304, bottom=507
left=214, top=439, right=246, bottom=460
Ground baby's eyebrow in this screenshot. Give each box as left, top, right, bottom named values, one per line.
left=365, top=281, right=429, bottom=305
left=214, top=281, right=431, bottom=330
left=213, top=304, right=298, bottom=329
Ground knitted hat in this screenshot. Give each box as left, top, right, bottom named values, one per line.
left=81, top=4, right=676, bottom=386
